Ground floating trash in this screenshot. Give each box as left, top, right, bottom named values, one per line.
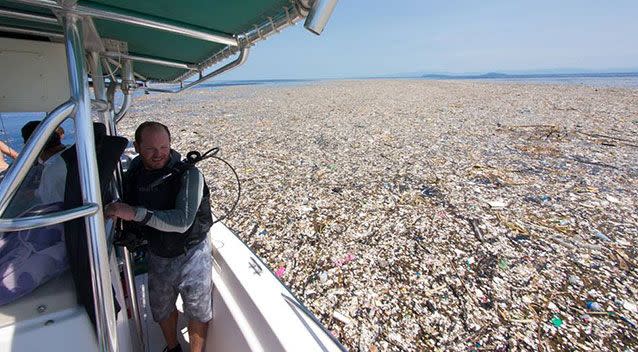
left=586, top=301, right=602, bottom=311
left=332, top=311, right=352, bottom=325
left=550, top=315, right=564, bottom=328
left=569, top=275, right=583, bottom=287
left=333, top=253, right=356, bottom=267
left=487, top=199, right=507, bottom=209
left=420, top=185, right=440, bottom=197
left=624, top=301, right=638, bottom=313
left=318, top=271, right=328, bottom=282
left=593, top=229, right=612, bottom=242
left=275, top=266, right=286, bottom=278
left=119, top=80, right=638, bottom=351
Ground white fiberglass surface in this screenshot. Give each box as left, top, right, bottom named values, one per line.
left=0, top=272, right=98, bottom=351
left=209, top=223, right=345, bottom=352
left=132, top=223, right=345, bottom=352
left=0, top=38, right=70, bottom=113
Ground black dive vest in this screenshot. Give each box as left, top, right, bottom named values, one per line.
left=123, top=160, right=213, bottom=258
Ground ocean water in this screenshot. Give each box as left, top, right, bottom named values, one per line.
left=0, top=112, right=75, bottom=153
left=197, top=78, right=317, bottom=89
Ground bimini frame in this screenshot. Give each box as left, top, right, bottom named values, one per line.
left=0, top=1, right=338, bottom=351
left=2, top=0, right=337, bottom=93
left=0, top=12, right=119, bottom=352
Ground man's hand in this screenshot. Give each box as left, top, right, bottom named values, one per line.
left=105, top=202, right=137, bottom=221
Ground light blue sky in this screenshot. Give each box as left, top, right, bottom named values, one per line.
left=221, top=0, right=638, bottom=80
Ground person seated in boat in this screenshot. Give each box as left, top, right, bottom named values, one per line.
left=55, top=125, right=65, bottom=141
left=22, top=122, right=67, bottom=190
left=0, top=202, right=68, bottom=306
left=0, top=123, right=69, bottom=306
left=0, top=140, right=18, bottom=173
left=2, top=122, right=67, bottom=217
left=106, top=121, right=213, bottom=352
left=32, top=124, right=68, bottom=205
left=19, top=121, right=46, bottom=191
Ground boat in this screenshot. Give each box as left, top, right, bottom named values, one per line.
left=0, top=1, right=345, bottom=351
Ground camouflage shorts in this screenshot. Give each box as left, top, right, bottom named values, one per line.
left=147, top=238, right=213, bottom=323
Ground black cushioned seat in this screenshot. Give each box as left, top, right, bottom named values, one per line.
left=62, top=122, right=127, bottom=327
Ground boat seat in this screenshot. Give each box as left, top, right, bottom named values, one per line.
left=0, top=270, right=98, bottom=351
left=0, top=270, right=76, bottom=329
left=62, top=122, right=127, bottom=327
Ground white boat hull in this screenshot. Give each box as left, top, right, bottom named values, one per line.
left=137, top=220, right=346, bottom=352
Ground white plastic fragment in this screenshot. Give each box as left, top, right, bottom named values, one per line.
left=487, top=199, right=507, bottom=209
left=624, top=301, right=638, bottom=313
left=318, top=271, right=328, bottom=282
left=332, top=311, right=352, bottom=325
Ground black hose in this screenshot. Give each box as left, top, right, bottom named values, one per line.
left=210, top=154, right=241, bottom=225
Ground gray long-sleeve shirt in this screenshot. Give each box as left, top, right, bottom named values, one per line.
left=132, top=167, right=204, bottom=233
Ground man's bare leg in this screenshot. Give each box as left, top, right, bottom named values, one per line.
left=159, top=309, right=179, bottom=349
left=188, top=320, right=209, bottom=352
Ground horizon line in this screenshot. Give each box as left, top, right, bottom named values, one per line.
left=215, top=70, right=638, bottom=82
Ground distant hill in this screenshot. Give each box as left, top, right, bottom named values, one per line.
left=421, top=71, right=638, bottom=79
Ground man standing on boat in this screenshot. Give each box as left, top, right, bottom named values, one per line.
left=106, top=121, right=213, bottom=352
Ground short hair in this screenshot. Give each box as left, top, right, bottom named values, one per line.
left=21, top=120, right=62, bottom=149
left=21, top=120, right=40, bottom=143
left=134, top=121, right=171, bottom=145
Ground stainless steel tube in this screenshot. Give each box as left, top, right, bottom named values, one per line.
left=0, top=7, right=59, bottom=25
left=121, top=247, right=144, bottom=351
left=170, top=4, right=302, bottom=84
left=101, top=51, right=198, bottom=71
left=91, top=99, right=109, bottom=112
left=90, top=52, right=145, bottom=352
left=0, top=204, right=98, bottom=232
left=105, top=57, right=147, bottom=81
left=0, top=24, right=63, bottom=39
left=89, top=53, right=121, bottom=204
left=89, top=52, right=112, bottom=127
left=114, top=59, right=134, bottom=122
left=64, top=14, right=118, bottom=352
left=146, top=47, right=249, bottom=93
left=0, top=100, right=74, bottom=216
left=304, top=0, right=339, bottom=35
left=13, top=0, right=238, bottom=46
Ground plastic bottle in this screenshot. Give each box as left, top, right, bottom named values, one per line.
left=586, top=301, right=601, bottom=311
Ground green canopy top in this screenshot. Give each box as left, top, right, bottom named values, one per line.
left=0, top=0, right=310, bottom=82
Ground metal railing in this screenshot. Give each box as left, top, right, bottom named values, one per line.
left=90, top=50, right=145, bottom=352
left=0, top=26, right=64, bottom=40
left=0, top=203, right=99, bottom=232
left=144, top=47, right=249, bottom=94
left=101, top=51, right=199, bottom=71
left=167, top=3, right=305, bottom=84
left=0, top=15, right=120, bottom=351
left=0, top=6, right=58, bottom=25
left=64, top=13, right=119, bottom=352
left=5, top=0, right=315, bottom=89
left=0, top=24, right=63, bottom=39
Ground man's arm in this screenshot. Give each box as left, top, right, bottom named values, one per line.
left=133, top=168, right=204, bottom=233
